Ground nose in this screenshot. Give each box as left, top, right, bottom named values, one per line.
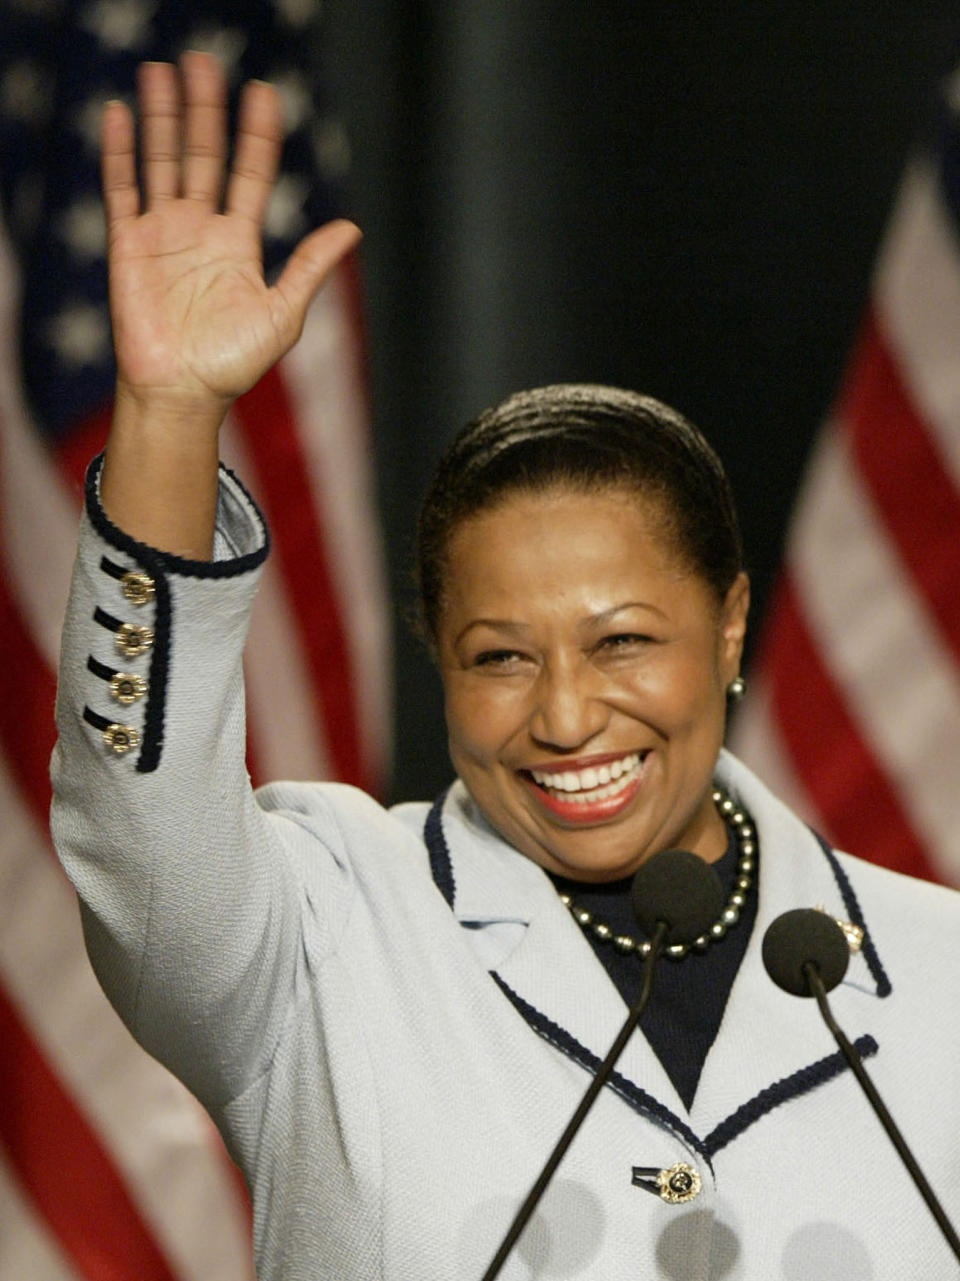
left=528, top=656, right=609, bottom=751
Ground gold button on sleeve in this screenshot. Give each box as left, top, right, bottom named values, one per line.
left=115, top=623, right=154, bottom=658
left=103, top=723, right=140, bottom=754
left=109, top=672, right=147, bottom=704
left=121, top=571, right=155, bottom=606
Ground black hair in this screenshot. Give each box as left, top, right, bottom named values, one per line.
left=416, top=383, right=744, bottom=643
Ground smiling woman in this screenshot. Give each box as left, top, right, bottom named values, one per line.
left=438, top=483, right=748, bottom=880
left=50, top=54, right=960, bottom=1281
left=423, top=386, right=749, bottom=881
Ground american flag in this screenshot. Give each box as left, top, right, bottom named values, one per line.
left=0, top=3, right=390, bottom=1278
left=732, top=67, right=960, bottom=892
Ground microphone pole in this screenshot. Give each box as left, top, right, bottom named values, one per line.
left=803, top=960, right=960, bottom=1264
left=479, top=920, right=669, bottom=1281
left=480, top=848, right=725, bottom=1281
left=763, top=908, right=960, bottom=1265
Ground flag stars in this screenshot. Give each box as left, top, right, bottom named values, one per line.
left=312, top=118, right=351, bottom=180
left=47, top=303, right=111, bottom=369
left=59, top=198, right=108, bottom=260
left=274, top=0, right=318, bottom=28
left=265, top=173, right=309, bottom=240
left=78, top=0, right=155, bottom=51
left=270, top=70, right=314, bottom=132
left=74, top=95, right=114, bottom=152
left=181, top=27, right=247, bottom=81
left=1, top=60, right=53, bottom=123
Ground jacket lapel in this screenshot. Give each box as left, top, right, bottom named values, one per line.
left=428, top=762, right=891, bottom=1158
left=431, top=785, right=695, bottom=1129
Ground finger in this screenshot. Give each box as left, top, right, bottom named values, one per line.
left=138, top=61, right=181, bottom=206
left=225, top=79, right=284, bottom=224
left=181, top=50, right=227, bottom=206
left=272, top=220, right=363, bottom=334
left=101, top=99, right=140, bottom=225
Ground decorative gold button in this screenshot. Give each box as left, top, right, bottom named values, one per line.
left=109, top=672, right=147, bottom=704
left=657, top=1163, right=701, bottom=1204
left=633, top=1161, right=702, bottom=1204
left=103, top=723, right=140, bottom=754
left=815, top=905, right=865, bottom=953
left=115, top=623, right=154, bottom=658
left=122, top=571, right=155, bottom=606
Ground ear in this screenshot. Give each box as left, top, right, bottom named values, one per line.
left=718, top=571, right=750, bottom=679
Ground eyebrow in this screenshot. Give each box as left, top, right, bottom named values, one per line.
left=453, top=618, right=531, bottom=646
left=587, top=600, right=669, bottom=625
left=454, top=600, right=668, bottom=647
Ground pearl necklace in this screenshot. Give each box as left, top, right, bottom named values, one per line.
left=559, top=786, right=756, bottom=960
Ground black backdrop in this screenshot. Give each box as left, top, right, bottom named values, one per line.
left=322, top=4, right=960, bottom=802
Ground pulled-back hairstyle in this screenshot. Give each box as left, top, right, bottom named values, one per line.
left=416, top=384, right=743, bottom=644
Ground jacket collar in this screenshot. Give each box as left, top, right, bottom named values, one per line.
left=426, top=751, right=892, bottom=1153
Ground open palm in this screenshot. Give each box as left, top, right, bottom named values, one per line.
left=103, top=54, right=359, bottom=410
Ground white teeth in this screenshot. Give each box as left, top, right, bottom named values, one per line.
left=529, top=752, right=642, bottom=798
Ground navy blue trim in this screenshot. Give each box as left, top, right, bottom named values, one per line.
left=84, top=454, right=269, bottom=774
left=99, top=556, right=131, bottom=583
left=93, top=605, right=124, bottom=634
left=84, top=455, right=269, bottom=579
left=811, top=829, right=891, bottom=997
left=87, top=655, right=117, bottom=682
left=424, top=788, right=456, bottom=908
left=703, top=1035, right=878, bottom=1158
left=83, top=706, right=112, bottom=732
left=491, top=973, right=713, bottom=1167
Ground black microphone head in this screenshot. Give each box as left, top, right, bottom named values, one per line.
left=762, top=908, right=850, bottom=997
left=630, top=848, right=726, bottom=946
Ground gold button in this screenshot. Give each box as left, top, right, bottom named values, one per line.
left=122, top=571, right=155, bottom=606
left=109, top=672, right=147, bottom=704
left=657, top=1163, right=701, bottom=1204
left=115, top=623, right=154, bottom=658
left=103, top=723, right=140, bottom=754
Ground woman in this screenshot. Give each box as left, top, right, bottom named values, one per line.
left=52, top=54, right=960, bottom=1280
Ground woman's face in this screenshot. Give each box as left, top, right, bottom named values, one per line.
left=437, top=486, right=749, bottom=882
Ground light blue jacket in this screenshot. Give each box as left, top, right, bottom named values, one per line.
left=52, top=462, right=960, bottom=1280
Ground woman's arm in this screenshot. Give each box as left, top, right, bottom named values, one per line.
left=99, top=52, right=360, bottom=556
left=50, top=54, right=362, bottom=1106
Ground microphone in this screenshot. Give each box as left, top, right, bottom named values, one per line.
left=763, top=908, right=960, bottom=1264
left=480, top=848, right=724, bottom=1281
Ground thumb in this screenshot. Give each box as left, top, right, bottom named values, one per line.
left=273, top=219, right=363, bottom=336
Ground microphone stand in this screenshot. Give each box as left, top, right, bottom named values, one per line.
left=803, top=961, right=960, bottom=1264
left=480, top=920, right=669, bottom=1281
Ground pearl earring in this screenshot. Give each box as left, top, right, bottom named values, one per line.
left=727, top=675, right=746, bottom=701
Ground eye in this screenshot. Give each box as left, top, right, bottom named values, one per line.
left=472, top=648, right=528, bottom=669
left=598, top=632, right=653, bottom=652
left=594, top=632, right=656, bottom=660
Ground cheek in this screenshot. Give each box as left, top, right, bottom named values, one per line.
left=443, top=679, right=526, bottom=763
left=609, top=651, right=723, bottom=729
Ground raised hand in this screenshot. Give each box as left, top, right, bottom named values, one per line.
left=99, top=53, right=360, bottom=556
left=105, top=52, right=359, bottom=411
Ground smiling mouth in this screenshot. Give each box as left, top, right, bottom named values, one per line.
left=522, top=751, right=646, bottom=806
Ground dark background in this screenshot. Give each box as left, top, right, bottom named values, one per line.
left=322, top=4, right=960, bottom=802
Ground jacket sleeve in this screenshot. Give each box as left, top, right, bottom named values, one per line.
left=50, top=457, right=354, bottom=1108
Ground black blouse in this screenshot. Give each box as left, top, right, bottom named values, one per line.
left=547, top=824, right=758, bottom=1111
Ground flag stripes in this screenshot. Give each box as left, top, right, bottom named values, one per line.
left=2, top=7, right=390, bottom=1274
left=845, top=313, right=960, bottom=662
left=0, top=983, right=181, bottom=1281
left=232, top=367, right=368, bottom=789
left=733, top=88, right=960, bottom=891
